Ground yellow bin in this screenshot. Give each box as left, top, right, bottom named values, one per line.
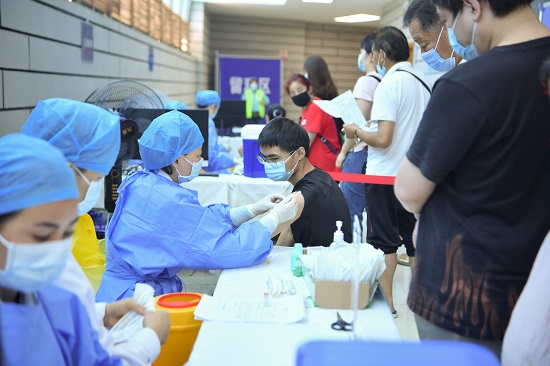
left=153, top=292, right=203, bottom=366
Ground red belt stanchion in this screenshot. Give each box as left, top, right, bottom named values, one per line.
left=327, top=172, right=395, bottom=185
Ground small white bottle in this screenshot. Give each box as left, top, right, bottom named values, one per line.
left=330, top=220, right=346, bottom=248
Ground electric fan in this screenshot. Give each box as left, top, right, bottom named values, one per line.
left=85, top=80, right=165, bottom=212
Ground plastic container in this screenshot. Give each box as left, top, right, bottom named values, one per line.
left=241, top=124, right=267, bottom=178
left=291, top=243, right=304, bottom=277
left=153, top=292, right=203, bottom=366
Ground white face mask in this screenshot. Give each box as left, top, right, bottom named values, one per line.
left=0, top=234, right=72, bottom=293
left=77, top=179, right=102, bottom=216
left=175, top=156, right=203, bottom=183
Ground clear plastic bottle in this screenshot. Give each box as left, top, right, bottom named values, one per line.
left=290, top=243, right=303, bottom=277
left=330, top=220, right=346, bottom=248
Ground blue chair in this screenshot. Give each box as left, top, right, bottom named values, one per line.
left=296, top=340, right=500, bottom=366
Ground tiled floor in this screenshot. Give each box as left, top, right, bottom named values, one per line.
left=393, top=262, right=420, bottom=341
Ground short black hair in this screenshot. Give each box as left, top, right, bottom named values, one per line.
left=433, top=0, right=532, bottom=17
left=0, top=212, right=18, bottom=231
left=360, top=34, right=376, bottom=54
left=371, top=26, right=410, bottom=62
left=403, top=0, right=442, bottom=30
left=257, top=117, right=310, bottom=157
left=266, top=104, right=286, bottom=120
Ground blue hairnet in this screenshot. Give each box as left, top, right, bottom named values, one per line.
left=164, top=100, right=189, bottom=110
left=138, top=110, right=204, bottom=171
left=0, top=134, right=79, bottom=215
left=21, top=98, right=121, bottom=176
left=196, top=90, right=221, bottom=108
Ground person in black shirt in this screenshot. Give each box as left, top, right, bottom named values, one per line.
left=257, top=117, right=352, bottom=247
left=394, top=0, right=550, bottom=356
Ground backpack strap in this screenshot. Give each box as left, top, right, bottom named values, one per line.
left=396, top=69, right=432, bottom=94
left=368, top=74, right=382, bottom=82
left=319, top=135, right=339, bottom=155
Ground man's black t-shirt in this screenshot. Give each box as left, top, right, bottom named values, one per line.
left=291, top=168, right=352, bottom=246
left=407, top=37, right=550, bottom=340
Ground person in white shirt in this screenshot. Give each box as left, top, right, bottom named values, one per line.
left=343, top=26, right=431, bottom=317
left=336, top=33, right=382, bottom=223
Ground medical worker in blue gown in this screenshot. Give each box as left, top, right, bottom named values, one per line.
left=96, top=111, right=298, bottom=302
left=0, top=134, right=158, bottom=365
left=21, top=98, right=169, bottom=365
left=196, top=90, right=238, bottom=174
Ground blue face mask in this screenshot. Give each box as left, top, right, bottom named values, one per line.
left=304, top=73, right=308, bottom=79
left=262, top=150, right=298, bottom=181
left=250, top=83, right=258, bottom=90
left=421, top=26, right=457, bottom=72
left=376, top=51, right=387, bottom=77
left=448, top=11, right=479, bottom=61
left=175, top=156, right=203, bottom=183
left=357, top=52, right=366, bottom=72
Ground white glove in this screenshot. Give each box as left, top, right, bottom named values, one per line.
left=247, top=194, right=285, bottom=216
left=229, top=194, right=286, bottom=227
left=259, top=194, right=299, bottom=233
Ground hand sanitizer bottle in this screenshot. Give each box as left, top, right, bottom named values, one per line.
left=290, top=243, right=303, bottom=277
left=330, top=221, right=346, bottom=248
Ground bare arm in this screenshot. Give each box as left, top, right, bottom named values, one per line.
left=394, top=157, right=436, bottom=214
left=356, top=99, right=373, bottom=121
left=271, top=192, right=304, bottom=242
left=343, top=120, right=395, bottom=148
left=336, top=137, right=356, bottom=169
left=307, top=131, right=317, bottom=147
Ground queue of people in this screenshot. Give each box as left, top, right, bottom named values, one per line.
left=1, top=0, right=549, bottom=364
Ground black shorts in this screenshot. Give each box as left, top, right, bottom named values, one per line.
left=364, top=184, right=416, bottom=256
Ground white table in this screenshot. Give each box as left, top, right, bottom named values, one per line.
left=187, top=247, right=401, bottom=366
left=181, top=174, right=293, bottom=206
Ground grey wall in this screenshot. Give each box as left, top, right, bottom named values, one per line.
left=208, top=13, right=376, bottom=120
left=0, top=0, right=201, bottom=136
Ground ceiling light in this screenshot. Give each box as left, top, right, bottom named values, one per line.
left=334, top=13, right=380, bottom=23
left=194, top=0, right=286, bottom=5
left=302, top=0, right=334, bottom=3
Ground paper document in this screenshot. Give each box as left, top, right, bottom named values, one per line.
left=194, top=294, right=306, bottom=324
left=313, top=90, right=368, bottom=130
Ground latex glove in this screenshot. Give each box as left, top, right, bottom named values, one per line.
left=233, top=156, right=243, bottom=166
left=259, top=194, right=299, bottom=233
left=104, top=298, right=146, bottom=328
left=247, top=194, right=285, bottom=216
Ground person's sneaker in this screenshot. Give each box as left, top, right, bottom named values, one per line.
left=392, top=310, right=398, bottom=318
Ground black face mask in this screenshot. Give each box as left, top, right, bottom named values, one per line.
left=291, top=91, right=311, bottom=107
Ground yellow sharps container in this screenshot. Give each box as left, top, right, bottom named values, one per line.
left=153, top=292, right=203, bottom=366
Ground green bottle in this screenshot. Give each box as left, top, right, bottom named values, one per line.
left=291, top=243, right=303, bottom=277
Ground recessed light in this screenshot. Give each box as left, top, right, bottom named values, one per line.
left=334, top=13, right=380, bottom=23
left=302, top=0, right=334, bottom=3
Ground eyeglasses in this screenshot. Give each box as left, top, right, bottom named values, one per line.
left=256, top=150, right=296, bottom=167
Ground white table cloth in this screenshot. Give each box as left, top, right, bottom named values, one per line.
left=187, top=247, right=401, bottom=366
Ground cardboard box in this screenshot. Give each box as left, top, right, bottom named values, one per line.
left=303, top=267, right=378, bottom=309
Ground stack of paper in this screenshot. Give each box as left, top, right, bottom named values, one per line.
left=194, top=295, right=306, bottom=324
left=313, top=90, right=368, bottom=130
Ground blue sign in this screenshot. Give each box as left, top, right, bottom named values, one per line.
left=218, top=56, right=282, bottom=104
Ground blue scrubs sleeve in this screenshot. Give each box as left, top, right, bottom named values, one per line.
left=205, top=118, right=234, bottom=172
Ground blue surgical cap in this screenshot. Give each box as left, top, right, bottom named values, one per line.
left=0, top=134, right=79, bottom=215
left=22, top=98, right=121, bottom=176
left=196, top=90, right=221, bottom=108
left=138, top=110, right=204, bottom=171
left=164, top=100, right=189, bottom=110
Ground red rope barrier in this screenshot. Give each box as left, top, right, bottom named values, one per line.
left=328, top=172, right=395, bottom=185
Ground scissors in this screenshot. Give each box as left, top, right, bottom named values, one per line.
left=331, top=312, right=352, bottom=332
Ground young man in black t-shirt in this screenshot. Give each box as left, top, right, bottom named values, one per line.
left=257, top=117, right=352, bottom=247
left=394, top=0, right=550, bottom=355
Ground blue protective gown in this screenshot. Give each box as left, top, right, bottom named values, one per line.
left=0, top=284, right=121, bottom=365
left=203, top=118, right=235, bottom=174
left=96, top=170, right=273, bottom=303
